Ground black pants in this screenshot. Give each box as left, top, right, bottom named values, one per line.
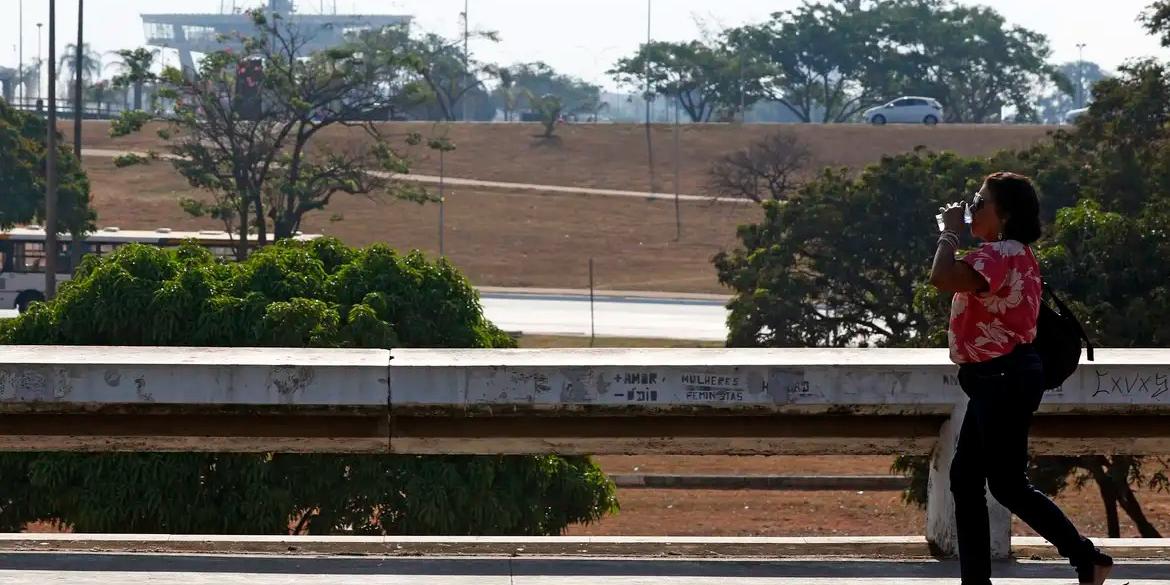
left=951, top=344, right=1096, bottom=584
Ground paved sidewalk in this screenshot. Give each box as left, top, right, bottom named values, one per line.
left=0, top=553, right=1167, bottom=584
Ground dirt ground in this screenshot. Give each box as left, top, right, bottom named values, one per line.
left=569, top=455, right=1170, bottom=538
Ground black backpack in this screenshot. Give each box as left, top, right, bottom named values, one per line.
left=1033, top=281, right=1094, bottom=390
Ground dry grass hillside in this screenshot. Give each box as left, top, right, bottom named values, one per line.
left=78, top=121, right=1053, bottom=194
left=76, top=121, right=1053, bottom=293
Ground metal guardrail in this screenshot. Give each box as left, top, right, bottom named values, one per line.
left=5, top=97, right=128, bottom=120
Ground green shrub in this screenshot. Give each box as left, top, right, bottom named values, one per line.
left=0, top=239, right=617, bottom=534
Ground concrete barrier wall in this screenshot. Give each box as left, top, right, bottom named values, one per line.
left=387, top=347, right=1170, bottom=413
left=3, top=346, right=1166, bottom=412
left=2, top=345, right=1168, bottom=558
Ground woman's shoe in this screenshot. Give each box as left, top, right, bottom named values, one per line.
left=1076, top=552, right=1113, bottom=585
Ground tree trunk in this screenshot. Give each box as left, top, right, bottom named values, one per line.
left=133, top=81, right=143, bottom=110
left=236, top=205, right=250, bottom=261
left=253, top=199, right=267, bottom=246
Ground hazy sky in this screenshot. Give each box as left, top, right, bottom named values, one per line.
left=3, top=0, right=1168, bottom=91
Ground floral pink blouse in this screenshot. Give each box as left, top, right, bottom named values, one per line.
left=948, top=240, right=1044, bottom=364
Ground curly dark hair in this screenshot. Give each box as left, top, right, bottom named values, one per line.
left=985, top=172, right=1042, bottom=244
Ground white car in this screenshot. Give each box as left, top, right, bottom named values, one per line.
left=1064, top=107, right=1090, bottom=124
left=863, top=97, right=944, bottom=125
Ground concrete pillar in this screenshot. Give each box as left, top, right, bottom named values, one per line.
left=926, top=399, right=1012, bottom=559
left=178, top=49, right=196, bottom=79
left=170, top=25, right=197, bottom=80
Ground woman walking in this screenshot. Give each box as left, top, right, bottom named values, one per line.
left=929, top=172, right=1114, bottom=585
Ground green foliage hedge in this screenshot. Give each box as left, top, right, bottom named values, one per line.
left=0, top=239, right=618, bottom=534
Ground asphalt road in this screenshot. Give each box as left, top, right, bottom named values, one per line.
left=0, top=292, right=730, bottom=342
left=0, top=553, right=1166, bottom=584
left=480, top=291, right=728, bottom=341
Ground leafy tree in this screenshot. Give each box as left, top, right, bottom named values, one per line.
left=110, top=11, right=431, bottom=259
left=0, top=239, right=618, bottom=534
left=494, top=66, right=521, bottom=121
left=0, top=99, right=95, bottom=236
left=503, top=62, right=600, bottom=119
left=399, top=30, right=500, bottom=121
left=726, top=0, right=1060, bottom=123
left=575, top=94, right=610, bottom=123
left=83, top=80, right=114, bottom=115
left=1034, top=61, right=1108, bottom=123
left=109, top=48, right=160, bottom=111
left=877, top=0, right=1063, bottom=123
left=526, top=92, right=563, bottom=138
left=715, top=148, right=984, bottom=347
left=609, top=40, right=759, bottom=122
left=15, top=60, right=41, bottom=99
left=59, top=43, right=103, bottom=86
left=726, top=2, right=893, bottom=123
left=1141, top=0, right=1170, bottom=45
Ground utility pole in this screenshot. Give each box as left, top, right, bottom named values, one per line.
left=45, top=0, right=59, bottom=299
left=462, top=0, right=470, bottom=122
left=74, top=0, right=84, bottom=160
left=673, top=95, right=680, bottom=240
left=739, top=55, right=746, bottom=122
left=1076, top=43, right=1087, bottom=109
left=36, top=23, right=42, bottom=101
left=589, top=258, right=595, bottom=347
left=18, top=0, right=23, bottom=107
left=644, top=0, right=656, bottom=196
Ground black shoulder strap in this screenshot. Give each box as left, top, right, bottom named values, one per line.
left=1042, top=280, right=1095, bottom=361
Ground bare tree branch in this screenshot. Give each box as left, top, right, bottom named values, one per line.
left=708, top=131, right=810, bottom=203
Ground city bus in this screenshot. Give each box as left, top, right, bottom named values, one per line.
left=0, top=226, right=320, bottom=312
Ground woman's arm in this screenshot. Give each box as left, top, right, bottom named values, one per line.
left=930, top=204, right=989, bottom=293
left=930, top=239, right=988, bottom=293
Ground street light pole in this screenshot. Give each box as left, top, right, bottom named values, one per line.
left=645, top=0, right=652, bottom=127
left=439, top=149, right=445, bottom=257
left=673, top=94, right=680, bottom=241
left=644, top=0, right=656, bottom=196
left=36, top=22, right=42, bottom=101
left=18, top=0, right=23, bottom=106
left=461, top=0, right=469, bottom=122
left=74, top=0, right=84, bottom=160
left=45, top=0, right=59, bottom=299
left=1076, top=42, right=1087, bottom=109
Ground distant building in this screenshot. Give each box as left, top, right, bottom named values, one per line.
left=141, top=0, right=411, bottom=74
